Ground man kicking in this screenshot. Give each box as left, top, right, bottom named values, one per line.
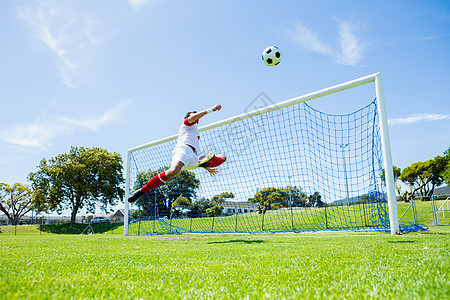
left=128, top=104, right=226, bottom=203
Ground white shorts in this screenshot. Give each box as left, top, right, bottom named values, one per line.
left=172, top=144, right=200, bottom=170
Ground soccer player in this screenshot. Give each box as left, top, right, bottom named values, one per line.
left=127, top=104, right=226, bottom=203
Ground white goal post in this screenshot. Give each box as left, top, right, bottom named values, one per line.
left=124, top=72, right=400, bottom=235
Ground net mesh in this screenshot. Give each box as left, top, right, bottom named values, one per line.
left=128, top=98, right=390, bottom=235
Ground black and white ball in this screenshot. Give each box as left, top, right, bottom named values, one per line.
left=262, top=46, right=281, bottom=66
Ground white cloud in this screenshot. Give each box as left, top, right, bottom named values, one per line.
left=388, top=114, right=450, bottom=125
left=129, top=0, right=161, bottom=11
left=56, top=99, right=131, bottom=131
left=289, top=22, right=332, bottom=56
left=288, top=20, right=364, bottom=66
left=419, top=34, right=449, bottom=41
left=16, top=1, right=100, bottom=87
left=129, top=0, right=148, bottom=10
left=0, top=99, right=131, bottom=149
left=335, top=20, right=364, bottom=66
left=0, top=118, right=70, bottom=148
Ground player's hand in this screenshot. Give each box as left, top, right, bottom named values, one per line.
left=205, top=167, right=219, bottom=176
left=212, top=104, right=221, bottom=112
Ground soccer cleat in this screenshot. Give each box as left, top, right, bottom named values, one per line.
left=197, top=152, right=215, bottom=168
left=128, top=188, right=144, bottom=203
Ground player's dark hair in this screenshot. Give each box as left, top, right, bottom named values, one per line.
left=184, top=111, right=197, bottom=120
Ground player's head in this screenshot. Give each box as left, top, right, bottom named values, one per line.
left=184, top=111, right=197, bottom=120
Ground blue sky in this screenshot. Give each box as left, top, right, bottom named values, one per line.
left=1, top=0, right=449, bottom=212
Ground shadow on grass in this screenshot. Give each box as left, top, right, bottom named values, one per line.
left=419, top=231, right=450, bottom=235
left=388, top=240, right=416, bottom=243
left=38, top=222, right=123, bottom=234
left=207, top=239, right=264, bottom=245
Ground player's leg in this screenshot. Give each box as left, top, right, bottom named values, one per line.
left=128, top=161, right=184, bottom=203
left=197, top=152, right=215, bottom=168
left=209, top=154, right=226, bottom=168
left=198, top=153, right=226, bottom=168
left=165, top=161, right=184, bottom=178
left=128, top=144, right=196, bottom=203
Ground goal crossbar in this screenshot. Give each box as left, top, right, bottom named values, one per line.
left=128, top=72, right=380, bottom=153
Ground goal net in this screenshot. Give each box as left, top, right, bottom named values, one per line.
left=124, top=73, right=400, bottom=235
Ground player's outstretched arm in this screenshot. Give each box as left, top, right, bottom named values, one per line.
left=188, top=104, right=221, bottom=123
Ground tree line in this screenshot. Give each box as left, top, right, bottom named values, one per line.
left=133, top=166, right=325, bottom=220
left=248, top=187, right=325, bottom=215
left=1, top=146, right=449, bottom=225
left=132, top=168, right=234, bottom=219
left=1, top=147, right=124, bottom=224
left=387, top=147, right=450, bottom=202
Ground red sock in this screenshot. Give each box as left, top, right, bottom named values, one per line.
left=208, top=156, right=225, bottom=168
left=142, top=171, right=169, bottom=193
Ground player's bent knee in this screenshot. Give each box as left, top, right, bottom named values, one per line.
left=166, top=168, right=179, bottom=178
left=166, top=163, right=183, bottom=178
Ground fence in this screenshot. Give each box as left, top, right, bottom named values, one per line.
left=0, top=215, right=91, bottom=226
left=398, top=195, right=450, bottom=226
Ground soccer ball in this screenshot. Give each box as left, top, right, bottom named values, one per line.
left=262, top=46, right=281, bottom=66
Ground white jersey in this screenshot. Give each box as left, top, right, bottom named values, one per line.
left=176, top=119, right=200, bottom=153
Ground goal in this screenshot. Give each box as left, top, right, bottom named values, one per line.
left=124, top=73, right=400, bottom=235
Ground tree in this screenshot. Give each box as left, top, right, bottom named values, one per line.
left=172, top=196, right=191, bottom=210
left=399, top=156, right=447, bottom=201
left=308, top=192, right=326, bottom=207
left=250, top=187, right=288, bottom=214
left=250, top=186, right=308, bottom=210
left=206, top=205, right=223, bottom=217
left=442, top=147, right=450, bottom=185
left=0, top=183, right=39, bottom=225
left=382, top=165, right=402, bottom=199
left=249, top=188, right=285, bottom=231
left=164, top=170, right=200, bottom=207
left=186, top=198, right=212, bottom=218
left=212, top=192, right=235, bottom=204
left=134, top=167, right=200, bottom=218
left=171, top=196, right=191, bottom=217
left=283, top=186, right=307, bottom=207
left=28, top=146, right=124, bottom=223
left=268, top=192, right=285, bottom=209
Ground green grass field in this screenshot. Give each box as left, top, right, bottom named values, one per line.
left=1, top=224, right=449, bottom=299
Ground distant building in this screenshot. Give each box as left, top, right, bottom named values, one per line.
left=0, top=214, right=10, bottom=225
left=222, top=201, right=259, bottom=215
left=433, top=185, right=450, bottom=197
left=411, top=185, right=450, bottom=199
left=110, top=209, right=126, bottom=222
left=109, top=209, right=137, bottom=222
